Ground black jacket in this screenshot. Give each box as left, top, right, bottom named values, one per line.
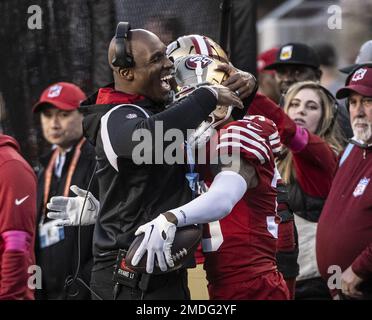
left=81, top=87, right=218, bottom=262
left=288, top=180, right=325, bottom=223
left=35, top=139, right=98, bottom=300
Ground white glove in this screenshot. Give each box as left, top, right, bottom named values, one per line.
left=131, top=214, right=177, bottom=274
left=47, top=185, right=100, bottom=226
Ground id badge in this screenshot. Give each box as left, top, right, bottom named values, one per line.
left=39, top=220, right=65, bottom=248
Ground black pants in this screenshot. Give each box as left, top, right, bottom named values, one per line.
left=90, top=262, right=190, bottom=300
left=295, top=277, right=332, bottom=300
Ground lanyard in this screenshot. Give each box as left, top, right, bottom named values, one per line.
left=43, top=138, right=86, bottom=216
left=185, top=142, right=199, bottom=200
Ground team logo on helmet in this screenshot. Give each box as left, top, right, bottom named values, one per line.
left=126, top=113, right=137, bottom=119
left=185, top=55, right=213, bottom=70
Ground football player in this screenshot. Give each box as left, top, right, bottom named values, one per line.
left=163, top=38, right=339, bottom=300
left=166, top=34, right=297, bottom=298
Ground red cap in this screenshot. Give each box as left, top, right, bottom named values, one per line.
left=336, top=67, right=372, bottom=99
left=257, top=47, right=279, bottom=74
left=33, top=82, right=87, bottom=113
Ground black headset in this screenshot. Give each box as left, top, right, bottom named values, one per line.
left=111, top=22, right=135, bottom=69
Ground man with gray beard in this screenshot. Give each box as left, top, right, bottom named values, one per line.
left=316, top=65, right=372, bottom=300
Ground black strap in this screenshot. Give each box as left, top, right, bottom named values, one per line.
left=112, top=22, right=134, bottom=68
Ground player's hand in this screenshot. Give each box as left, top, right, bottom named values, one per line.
left=132, top=214, right=177, bottom=273
left=216, top=63, right=257, bottom=100
left=209, top=84, right=244, bottom=109
left=47, top=185, right=99, bottom=226
left=341, top=265, right=363, bottom=299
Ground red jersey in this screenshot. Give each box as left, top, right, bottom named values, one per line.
left=200, top=115, right=282, bottom=286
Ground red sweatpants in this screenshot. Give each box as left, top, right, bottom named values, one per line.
left=208, top=271, right=290, bottom=300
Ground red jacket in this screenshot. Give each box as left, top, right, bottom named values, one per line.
left=248, top=93, right=337, bottom=197
left=0, top=135, right=37, bottom=300
left=317, top=144, right=372, bottom=290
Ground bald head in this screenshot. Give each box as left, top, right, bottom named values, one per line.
left=107, top=27, right=173, bottom=103
left=108, top=29, right=163, bottom=70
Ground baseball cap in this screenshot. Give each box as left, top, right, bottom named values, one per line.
left=33, top=82, right=87, bottom=113
left=257, top=47, right=279, bottom=74
left=339, top=40, right=372, bottom=74
left=336, top=67, right=372, bottom=99
left=264, top=43, right=320, bottom=70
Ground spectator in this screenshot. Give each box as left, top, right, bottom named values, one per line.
left=259, top=42, right=326, bottom=297
left=0, top=134, right=37, bottom=299
left=265, top=42, right=352, bottom=140
left=33, top=82, right=97, bottom=299
left=317, top=65, right=372, bottom=300
left=265, top=43, right=321, bottom=98
left=257, top=47, right=281, bottom=104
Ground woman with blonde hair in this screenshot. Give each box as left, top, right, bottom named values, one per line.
left=249, top=81, right=345, bottom=299
left=279, top=81, right=344, bottom=183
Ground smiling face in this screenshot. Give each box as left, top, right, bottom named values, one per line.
left=287, top=88, right=323, bottom=133
left=131, top=30, right=174, bottom=103
left=109, top=30, right=174, bottom=104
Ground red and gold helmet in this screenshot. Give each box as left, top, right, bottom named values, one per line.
left=173, top=54, right=232, bottom=148
left=167, top=34, right=229, bottom=64
left=173, top=54, right=228, bottom=95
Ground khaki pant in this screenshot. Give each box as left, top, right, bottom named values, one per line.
left=187, top=264, right=209, bottom=300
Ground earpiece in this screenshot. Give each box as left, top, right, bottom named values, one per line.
left=111, top=22, right=135, bottom=69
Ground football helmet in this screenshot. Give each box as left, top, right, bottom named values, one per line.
left=167, top=34, right=229, bottom=64
left=173, top=54, right=234, bottom=148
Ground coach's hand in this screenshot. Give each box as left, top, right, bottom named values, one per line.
left=47, top=185, right=99, bottom=226
left=217, top=63, right=257, bottom=100
left=132, top=214, right=177, bottom=273
left=209, top=84, right=244, bottom=110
